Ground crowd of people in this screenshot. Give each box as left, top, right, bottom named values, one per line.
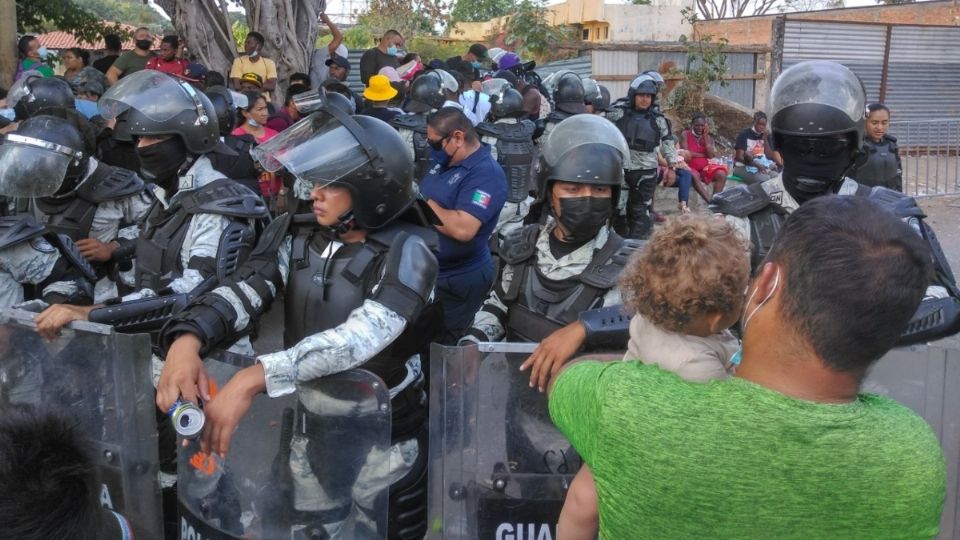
left=0, top=19, right=956, bottom=540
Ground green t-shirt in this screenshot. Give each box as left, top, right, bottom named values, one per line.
left=110, top=51, right=153, bottom=78
left=21, top=59, right=53, bottom=77
left=549, top=361, right=946, bottom=539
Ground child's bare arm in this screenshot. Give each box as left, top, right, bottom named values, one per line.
left=558, top=465, right=600, bottom=540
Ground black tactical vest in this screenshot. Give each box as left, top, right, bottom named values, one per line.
left=615, top=108, right=661, bottom=153
left=499, top=224, right=639, bottom=343
left=207, top=135, right=261, bottom=194
left=854, top=136, right=902, bottom=191
left=33, top=162, right=144, bottom=241
left=135, top=178, right=265, bottom=292
left=392, top=114, right=433, bottom=181
left=283, top=221, right=442, bottom=389
left=478, top=120, right=536, bottom=203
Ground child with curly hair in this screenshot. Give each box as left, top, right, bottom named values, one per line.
left=558, top=214, right=750, bottom=540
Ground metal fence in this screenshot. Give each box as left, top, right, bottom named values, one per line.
left=892, top=119, right=960, bottom=197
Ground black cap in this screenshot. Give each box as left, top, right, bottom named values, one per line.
left=494, top=70, right=519, bottom=86
left=469, top=43, right=488, bottom=60
left=325, top=54, right=351, bottom=72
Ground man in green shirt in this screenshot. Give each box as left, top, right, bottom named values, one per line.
left=106, top=27, right=154, bottom=86
left=550, top=196, right=946, bottom=539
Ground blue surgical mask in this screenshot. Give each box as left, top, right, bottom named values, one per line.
left=247, top=118, right=261, bottom=128
left=471, top=61, right=482, bottom=69
left=37, top=46, right=50, bottom=60
left=386, top=46, right=398, bottom=56
left=430, top=147, right=452, bottom=170
left=0, top=109, right=14, bottom=122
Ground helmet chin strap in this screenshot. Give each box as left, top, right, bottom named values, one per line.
left=323, top=210, right=357, bottom=237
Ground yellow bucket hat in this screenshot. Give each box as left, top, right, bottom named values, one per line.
left=363, top=74, right=399, bottom=101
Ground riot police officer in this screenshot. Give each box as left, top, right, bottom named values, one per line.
left=34, top=70, right=267, bottom=348
left=6, top=72, right=75, bottom=121
left=0, top=116, right=109, bottom=308
left=538, top=71, right=586, bottom=140
left=14, top=112, right=153, bottom=302
left=851, top=103, right=902, bottom=191
left=476, top=78, right=537, bottom=238
left=606, top=71, right=679, bottom=239
left=393, top=69, right=460, bottom=181
left=462, top=115, right=641, bottom=384
left=156, top=108, right=440, bottom=539
left=710, top=60, right=958, bottom=345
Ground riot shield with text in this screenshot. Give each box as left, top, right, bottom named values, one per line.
left=427, top=342, right=578, bottom=540
left=0, top=308, right=162, bottom=536
left=177, top=352, right=392, bottom=540
left=864, top=345, right=960, bottom=538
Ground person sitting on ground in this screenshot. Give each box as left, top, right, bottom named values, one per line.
left=679, top=112, right=729, bottom=201
left=657, top=150, right=695, bottom=213
left=0, top=404, right=156, bottom=540
left=232, top=91, right=278, bottom=144
left=549, top=195, right=945, bottom=538
left=360, top=74, right=401, bottom=123
left=733, top=111, right=779, bottom=185
left=558, top=214, right=749, bottom=539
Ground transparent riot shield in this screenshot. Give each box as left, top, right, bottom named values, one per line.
left=864, top=345, right=960, bottom=538
left=177, top=351, right=392, bottom=540
left=0, top=308, right=162, bottom=536
left=428, top=342, right=578, bottom=540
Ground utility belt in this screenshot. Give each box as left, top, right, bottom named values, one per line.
left=295, top=357, right=427, bottom=445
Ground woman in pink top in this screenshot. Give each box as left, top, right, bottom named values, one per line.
left=679, top=112, right=728, bottom=202
left=231, top=91, right=278, bottom=144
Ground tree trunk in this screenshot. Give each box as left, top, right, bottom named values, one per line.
left=241, top=0, right=325, bottom=102
left=0, top=0, right=18, bottom=90
left=155, top=0, right=237, bottom=79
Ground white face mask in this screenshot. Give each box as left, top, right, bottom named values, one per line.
left=247, top=118, right=260, bottom=128
left=730, top=268, right=780, bottom=367
left=248, top=50, right=259, bottom=58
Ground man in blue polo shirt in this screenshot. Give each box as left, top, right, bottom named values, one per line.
left=420, top=107, right=507, bottom=341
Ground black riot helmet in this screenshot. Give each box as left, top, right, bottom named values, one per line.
left=592, top=84, right=611, bottom=112
left=552, top=72, right=586, bottom=115
left=204, top=86, right=238, bottom=136
left=98, top=70, right=220, bottom=155
left=481, top=78, right=524, bottom=119
left=627, top=71, right=663, bottom=108
left=769, top=60, right=866, bottom=204
left=8, top=73, right=75, bottom=120
left=408, top=69, right=459, bottom=112
left=253, top=108, right=419, bottom=231
left=0, top=115, right=89, bottom=198
left=291, top=87, right=355, bottom=118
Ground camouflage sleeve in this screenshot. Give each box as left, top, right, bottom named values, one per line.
left=398, top=128, right=416, bottom=162
left=207, top=235, right=291, bottom=332
left=168, top=213, right=239, bottom=294
left=120, top=190, right=154, bottom=226
left=724, top=214, right=751, bottom=246
left=481, top=135, right=499, bottom=160
left=0, top=239, right=59, bottom=286
left=257, top=299, right=407, bottom=397
left=658, top=115, right=679, bottom=165
left=464, top=263, right=513, bottom=343
left=601, top=286, right=621, bottom=309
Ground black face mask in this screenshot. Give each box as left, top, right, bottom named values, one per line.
left=136, top=137, right=188, bottom=191
left=135, top=39, right=152, bottom=51
left=779, top=135, right=854, bottom=204
left=554, top=196, right=612, bottom=244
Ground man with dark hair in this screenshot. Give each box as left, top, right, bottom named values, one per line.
left=289, top=72, right=310, bottom=87
left=446, top=43, right=488, bottom=85
left=550, top=195, right=945, bottom=538
left=0, top=404, right=148, bottom=539
left=309, top=12, right=347, bottom=88
left=145, top=35, right=187, bottom=77
left=420, top=107, right=507, bottom=340
left=93, top=33, right=122, bottom=74
left=230, top=31, right=278, bottom=101
left=359, top=29, right=403, bottom=85
left=106, top=27, right=154, bottom=86
left=266, top=83, right=309, bottom=132
left=325, top=54, right=351, bottom=82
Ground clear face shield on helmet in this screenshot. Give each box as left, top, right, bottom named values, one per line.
left=0, top=133, right=84, bottom=197
left=540, top=69, right=577, bottom=97
left=98, top=69, right=211, bottom=127
left=769, top=60, right=866, bottom=137
left=6, top=72, right=44, bottom=111
left=251, top=111, right=373, bottom=190
left=581, top=78, right=601, bottom=103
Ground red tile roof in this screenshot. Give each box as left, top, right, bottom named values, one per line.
left=36, top=24, right=163, bottom=51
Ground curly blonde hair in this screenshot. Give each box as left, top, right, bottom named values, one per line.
left=620, top=214, right=750, bottom=333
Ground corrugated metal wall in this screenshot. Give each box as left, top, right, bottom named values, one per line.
left=781, top=20, right=885, bottom=103
left=542, top=50, right=759, bottom=109
left=780, top=19, right=960, bottom=124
